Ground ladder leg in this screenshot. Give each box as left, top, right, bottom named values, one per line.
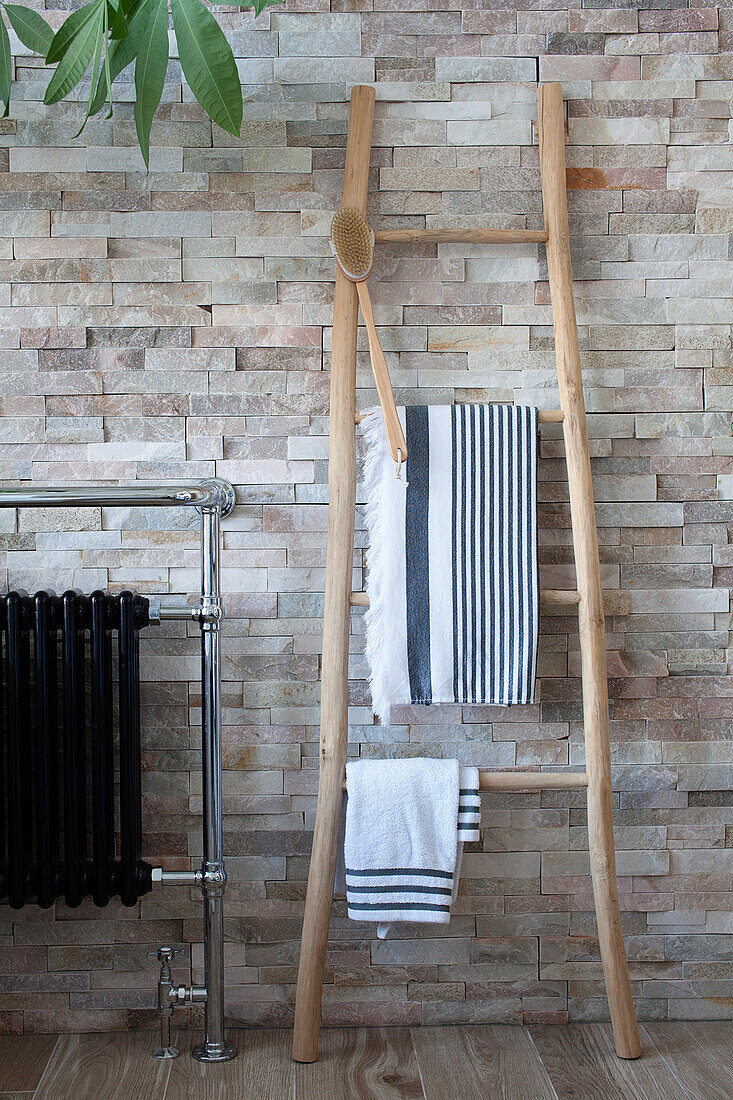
left=292, top=85, right=375, bottom=1064
left=583, top=620, right=642, bottom=1058
left=538, top=82, right=641, bottom=1059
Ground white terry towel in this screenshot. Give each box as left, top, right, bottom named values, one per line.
left=343, top=759, right=481, bottom=934
left=362, top=404, right=539, bottom=725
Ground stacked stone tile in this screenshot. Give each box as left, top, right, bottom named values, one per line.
left=0, top=3, right=731, bottom=1033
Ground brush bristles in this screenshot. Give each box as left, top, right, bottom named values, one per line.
left=331, top=207, right=373, bottom=281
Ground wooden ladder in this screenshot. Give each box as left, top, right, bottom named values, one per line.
left=292, top=82, right=642, bottom=1064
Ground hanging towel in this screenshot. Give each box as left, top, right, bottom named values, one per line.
left=458, top=765, right=481, bottom=843
left=344, top=758, right=459, bottom=927
left=362, top=404, right=539, bottom=724
left=343, top=759, right=481, bottom=932
left=453, top=765, right=481, bottom=909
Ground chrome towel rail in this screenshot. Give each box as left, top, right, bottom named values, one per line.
left=0, top=479, right=235, bottom=515
left=0, top=478, right=236, bottom=1064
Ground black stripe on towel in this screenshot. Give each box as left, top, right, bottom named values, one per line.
left=526, top=406, right=538, bottom=702
left=522, top=406, right=532, bottom=702
left=348, top=902, right=451, bottom=912
left=469, top=405, right=478, bottom=702
left=478, top=404, right=487, bottom=701
left=514, top=406, right=525, bottom=704
left=347, top=884, right=452, bottom=895
left=405, top=405, right=432, bottom=705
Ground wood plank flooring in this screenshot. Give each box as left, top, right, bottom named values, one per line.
left=0, top=1023, right=730, bottom=1099
left=412, top=1025, right=556, bottom=1100
left=296, top=1027, right=423, bottom=1099
left=642, top=1022, right=733, bottom=1100
left=529, top=1024, right=687, bottom=1100
left=34, top=1033, right=173, bottom=1100
left=0, top=1036, right=57, bottom=1095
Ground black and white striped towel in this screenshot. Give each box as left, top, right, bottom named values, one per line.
left=458, top=766, right=481, bottom=842
left=343, top=760, right=481, bottom=932
left=363, top=404, right=539, bottom=724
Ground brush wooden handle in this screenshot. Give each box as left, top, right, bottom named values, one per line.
left=355, top=280, right=407, bottom=464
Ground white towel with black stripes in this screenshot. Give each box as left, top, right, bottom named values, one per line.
left=362, top=404, right=539, bottom=725
left=343, top=759, right=480, bottom=933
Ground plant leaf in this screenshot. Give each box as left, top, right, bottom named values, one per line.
left=134, top=0, right=168, bottom=166
left=44, top=1, right=104, bottom=104
left=211, top=0, right=283, bottom=12
left=0, top=14, right=11, bottom=117
left=74, top=3, right=105, bottom=135
left=171, top=0, right=241, bottom=136
left=249, top=0, right=283, bottom=14
left=107, top=0, right=128, bottom=40
left=46, top=0, right=103, bottom=64
left=3, top=4, right=53, bottom=55
left=87, top=0, right=146, bottom=118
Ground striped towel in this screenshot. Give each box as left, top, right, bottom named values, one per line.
left=343, top=759, right=481, bottom=932
left=363, top=404, right=539, bottom=724
left=458, top=766, right=481, bottom=842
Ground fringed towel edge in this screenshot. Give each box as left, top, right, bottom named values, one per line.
left=362, top=406, right=394, bottom=725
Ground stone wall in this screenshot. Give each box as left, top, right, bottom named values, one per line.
left=2, top=1, right=733, bottom=1033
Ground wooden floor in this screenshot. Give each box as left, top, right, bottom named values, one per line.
left=0, top=1022, right=731, bottom=1099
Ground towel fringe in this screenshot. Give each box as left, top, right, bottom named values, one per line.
left=361, top=406, right=393, bottom=724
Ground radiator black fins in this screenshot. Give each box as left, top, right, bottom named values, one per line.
left=0, top=590, right=152, bottom=909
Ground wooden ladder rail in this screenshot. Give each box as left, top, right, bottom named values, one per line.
left=538, top=82, right=640, bottom=1059
left=292, top=83, right=374, bottom=1065
left=292, top=81, right=641, bottom=1064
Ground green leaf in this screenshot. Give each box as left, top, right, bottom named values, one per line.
left=249, top=0, right=283, bottom=14
left=211, top=0, right=283, bottom=12
left=46, top=0, right=102, bottom=64
left=0, top=14, right=11, bottom=117
left=171, top=0, right=241, bottom=136
left=3, top=4, right=53, bottom=55
left=107, top=0, right=128, bottom=40
left=87, top=0, right=146, bottom=118
left=74, top=3, right=105, bottom=134
left=134, top=0, right=168, bottom=166
left=44, top=1, right=104, bottom=104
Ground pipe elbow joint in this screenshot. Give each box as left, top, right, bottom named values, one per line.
left=202, top=863, right=227, bottom=893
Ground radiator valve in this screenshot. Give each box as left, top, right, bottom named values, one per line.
left=151, top=946, right=182, bottom=1059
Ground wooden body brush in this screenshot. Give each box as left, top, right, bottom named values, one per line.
left=331, top=207, right=408, bottom=465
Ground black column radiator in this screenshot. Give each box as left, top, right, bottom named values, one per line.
left=0, top=590, right=153, bottom=909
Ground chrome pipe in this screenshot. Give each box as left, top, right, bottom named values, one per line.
left=146, top=600, right=221, bottom=625
left=171, top=983, right=207, bottom=1005
left=192, top=505, right=235, bottom=1064
left=151, top=947, right=181, bottom=1060
left=0, top=478, right=235, bottom=516
left=0, top=479, right=236, bottom=1064
left=151, top=868, right=202, bottom=887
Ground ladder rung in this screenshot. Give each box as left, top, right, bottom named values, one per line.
left=350, top=588, right=579, bottom=611
left=479, top=771, right=588, bottom=791
left=541, top=589, right=581, bottom=611
left=343, top=771, right=587, bottom=791
left=354, top=408, right=563, bottom=425
left=538, top=409, right=564, bottom=423
left=374, top=228, right=549, bottom=245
